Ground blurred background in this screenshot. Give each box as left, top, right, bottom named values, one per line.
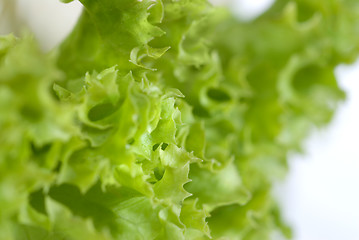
left=1, top=0, right=358, bottom=239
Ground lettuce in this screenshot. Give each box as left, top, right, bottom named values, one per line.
left=1, top=0, right=359, bottom=239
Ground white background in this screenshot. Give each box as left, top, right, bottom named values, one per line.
left=1, top=0, right=358, bottom=239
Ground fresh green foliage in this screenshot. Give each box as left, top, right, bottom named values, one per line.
left=1, top=0, right=359, bottom=239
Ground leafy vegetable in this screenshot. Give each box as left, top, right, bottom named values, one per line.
left=1, top=0, right=359, bottom=239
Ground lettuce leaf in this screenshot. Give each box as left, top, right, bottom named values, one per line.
left=1, top=0, right=359, bottom=239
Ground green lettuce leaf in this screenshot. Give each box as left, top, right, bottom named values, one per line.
left=1, top=0, right=359, bottom=239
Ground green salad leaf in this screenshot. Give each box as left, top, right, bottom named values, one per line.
left=1, top=0, right=359, bottom=239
